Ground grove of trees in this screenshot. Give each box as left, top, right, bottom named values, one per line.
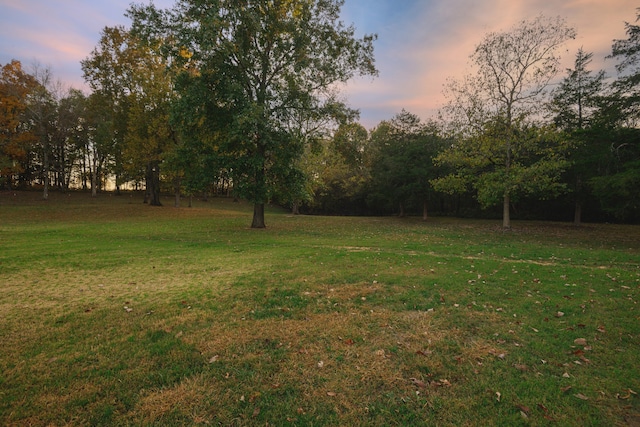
left=2, top=3, right=640, bottom=225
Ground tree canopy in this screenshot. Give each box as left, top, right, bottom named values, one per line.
left=128, top=0, right=377, bottom=227
left=435, top=15, right=576, bottom=228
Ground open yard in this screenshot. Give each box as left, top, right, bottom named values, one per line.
left=0, top=191, right=639, bottom=426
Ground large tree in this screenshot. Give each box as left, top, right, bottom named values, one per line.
left=549, top=49, right=607, bottom=224
left=588, top=10, right=640, bottom=221
left=435, top=15, right=576, bottom=228
left=130, top=0, right=377, bottom=227
left=0, top=60, right=37, bottom=189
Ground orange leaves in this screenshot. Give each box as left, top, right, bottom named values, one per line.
left=1, top=60, right=38, bottom=177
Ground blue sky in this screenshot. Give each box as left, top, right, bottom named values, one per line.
left=1, top=0, right=637, bottom=128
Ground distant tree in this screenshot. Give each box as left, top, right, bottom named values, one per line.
left=304, top=122, right=370, bottom=214
left=129, top=0, right=377, bottom=228
left=85, top=92, right=115, bottom=197
left=435, top=15, right=576, bottom=228
left=588, top=10, right=640, bottom=221
left=0, top=60, right=37, bottom=189
left=82, top=26, right=133, bottom=197
left=549, top=48, right=607, bottom=224
left=26, top=62, right=62, bottom=200
left=53, top=89, right=88, bottom=191
left=369, top=110, right=445, bottom=219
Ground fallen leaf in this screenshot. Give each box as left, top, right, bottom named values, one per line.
left=555, top=311, right=565, bottom=317
left=410, top=378, right=427, bottom=388
left=514, top=364, right=529, bottom=372
left=563, top=372, right=571, bottom=378
left=537, top=403, right=549, bottom=413
left=252, top=407, right=260, bottom=417
left=561, top=385, right=573, bottom=393
left=416, top=350, right=432, bottom=357
left=597, top=325, right=606, bottom=333
left=575, top=393, right=589, bottom=400
left=344, top=339, right=354, bottom=346
left=574, top=338, right=587, bottom=346
left=516, top=404, right=531, bottom=414
left=317, top=360, right=324, bottom=368
left=208, top=355, right=219, bottom=363
left=496, top=391, right=501, bottom=402
left=617, top=389, right=638, bottom=399
left=326, top=391, right=336, bottom=397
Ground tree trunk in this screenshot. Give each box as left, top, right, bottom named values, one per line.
left=146, top=161, right=162, bottom=206
left=252, top=203, right=266, bottom=228
left=573, top=177, right=582, bottom=226
left=174, top=177, right=181, bottom=208
left=91, top=155, right=97, bottom=198
left=398, top=201, right=405, bottom=218
left=291, top=201, right=300, bottom=215
left=502, top=193, right=511, bottom=229
left=574, top=201, right=582, bottom=226
left=42, top=138, right=49, bottom=201
left=422, top=200, right=428, bottom=221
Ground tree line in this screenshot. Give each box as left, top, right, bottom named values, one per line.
left=1, top=1, right=639, bottom=226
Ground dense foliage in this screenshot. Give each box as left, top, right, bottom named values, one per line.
left=1, top=8, right=639, bottom=223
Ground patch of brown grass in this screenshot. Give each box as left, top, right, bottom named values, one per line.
left=129, top=287, right=510, bottom=424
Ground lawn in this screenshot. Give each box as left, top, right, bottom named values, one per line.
left=0, top=191, right=639, bottom=426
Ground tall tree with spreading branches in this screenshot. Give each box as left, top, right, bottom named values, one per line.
left=434, top=15, right=576, bottom=228
left=129, top=0, right=377, bottom=227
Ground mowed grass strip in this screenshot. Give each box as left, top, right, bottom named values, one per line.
left=0, top=191, right=639, bottom=426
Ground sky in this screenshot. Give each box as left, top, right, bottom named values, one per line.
left=0, top=0, right=637, bottom=129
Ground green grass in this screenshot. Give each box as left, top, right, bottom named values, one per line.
left=1, top=191, right=639, bottom=426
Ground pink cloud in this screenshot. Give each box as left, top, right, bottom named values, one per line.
left=344, top=0, right=638, bottom=128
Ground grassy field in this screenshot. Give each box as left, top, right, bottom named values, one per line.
left=1, top=191, right=639, bottom=426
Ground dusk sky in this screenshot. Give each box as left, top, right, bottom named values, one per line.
left=0, top=0, right=637, bottom=129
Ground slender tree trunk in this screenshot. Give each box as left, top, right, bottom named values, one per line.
left=91, top=151, right=97, bottom=198
left=251, top=150, right=267, bottom=228
left=252, top=203, right=266, bottom=228
left=502, top=193, right=511, bottom=229
left=147, top=161, right=162, bottom=206
left=174, top=177, right=181, bottom=208
left=82, top=148, right=88, bottom=190
left=398, top=201, right=405, bottom=218
left=422, top=200, right=428, bottom=221
left=42, top=132, right=49, bottom=200
left=291, top=201, right=300, bottom=215
left=573, top=177, right=582, bottom=226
